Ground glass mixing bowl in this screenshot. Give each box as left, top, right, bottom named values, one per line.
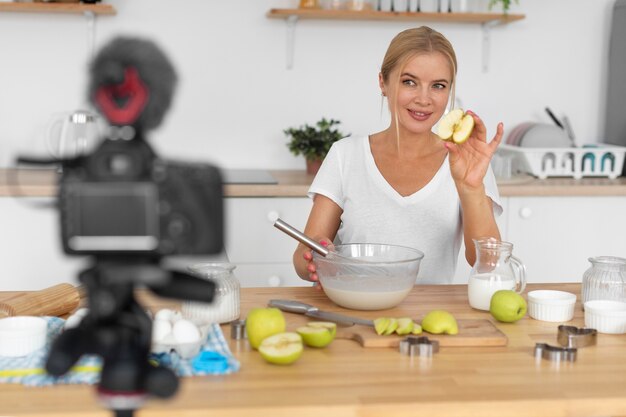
left=312, top=243, right=424, bottom=311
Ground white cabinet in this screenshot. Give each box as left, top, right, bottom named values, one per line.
left=505, top=196, right=626, bottom=283
left=224, top=197, right=312, bottom=287
left=3, top=193, right=624, bottom=290
left=452, top=198, right=509, bottom=284
left=0, top=197, right=87, bottom=291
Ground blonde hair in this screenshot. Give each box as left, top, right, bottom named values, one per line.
left=381, top=26, right=458, bottom=150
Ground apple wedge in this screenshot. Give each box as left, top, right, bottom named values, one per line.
left=296, top=322, right=337, bottom=348
left=258, top=332, right=303, bottom=365
left=437, top=108, right=475, bottom=144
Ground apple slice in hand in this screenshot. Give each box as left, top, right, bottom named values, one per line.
left=258, top=332, right=303, bottom=365
left=437, top=108, right=475, bottom=144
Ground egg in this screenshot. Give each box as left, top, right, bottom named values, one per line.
left=154, top=309, right=175, bottom=322
left=172, top=319, right=201, bottom=344
left=64, top=313, right=84, bottom=330
left=152, top=319, right=172, bottom=343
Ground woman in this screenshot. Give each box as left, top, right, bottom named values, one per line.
left=293, top=26, right=503, bottom=285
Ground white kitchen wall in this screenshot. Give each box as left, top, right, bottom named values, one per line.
left=0, top=0, right=616, bottom=169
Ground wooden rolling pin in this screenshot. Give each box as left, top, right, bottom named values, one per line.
left=0, top=283, right=81, bottom=318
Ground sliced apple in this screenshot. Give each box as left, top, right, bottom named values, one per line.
left=296, top=322, right=337, bottom=348
left=258, top=332, right=303, bottom=365
left=437, top=108, right=475, bottom=144
left=411, top=323, right=423, bottom=335
left=395, top=317, right=414, bottom=335
left=382, top=318, right=399, bottom=335
left=374, top=317, right=390, bottom=335
left=438, top=108, right=463, bottom=141
left=453, top=113, right=475, bottom=144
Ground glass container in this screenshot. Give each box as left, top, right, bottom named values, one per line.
left=182, top=263, right=240, bottom=324
left=467, top=238, right=526, bottom=311
left=581, top=256, right=626, bottom=305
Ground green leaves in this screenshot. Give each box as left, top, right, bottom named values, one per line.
left=284, top=118, right=349, bottom=161
left=488, top=0, right=519, bottom=14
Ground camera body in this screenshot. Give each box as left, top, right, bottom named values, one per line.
left=59, top=137, right=223, bottom=258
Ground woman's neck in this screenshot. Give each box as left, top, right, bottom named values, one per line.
left=375, top=127, right=442, bottom=160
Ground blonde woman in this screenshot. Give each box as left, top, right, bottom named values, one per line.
left=293, top=26, right=503, bottom=285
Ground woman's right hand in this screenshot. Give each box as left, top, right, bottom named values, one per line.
left=301, top=237, right=334, bottom=286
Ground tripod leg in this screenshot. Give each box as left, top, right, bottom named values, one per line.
left=45, top=327, right=90, bottom=376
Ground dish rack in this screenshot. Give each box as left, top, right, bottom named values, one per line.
left=498, top=144, right=626, bottom=179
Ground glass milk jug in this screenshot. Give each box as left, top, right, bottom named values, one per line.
left=581, top=256, right=626, bottom=305
left=468, top=238, right=527, bottom=311
left=182, top=263, right=240, bottom=324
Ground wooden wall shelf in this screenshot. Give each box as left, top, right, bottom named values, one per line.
left=267, top=8, right=525, bottom=24
left=0, top=2, right=116, bottom=15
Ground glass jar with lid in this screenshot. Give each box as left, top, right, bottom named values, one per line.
left=581, top=256, right=626, bottom=306
left=182, top=262, right=240, bottom=324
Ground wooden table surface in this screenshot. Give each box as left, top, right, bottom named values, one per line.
left=1, top=283, right=626, bottom=417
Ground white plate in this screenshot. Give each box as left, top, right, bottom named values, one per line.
left=519, top=124, right=573, bottom=148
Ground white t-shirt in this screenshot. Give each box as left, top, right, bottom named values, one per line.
left=308, top=135, right=502, bottom=284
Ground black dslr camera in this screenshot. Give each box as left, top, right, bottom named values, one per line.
left=59, top=137, right=223, bottom=258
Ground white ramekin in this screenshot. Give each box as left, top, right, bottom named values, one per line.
left=527, top=290, right=577, bottom=322
left=0, top=316, right=48, bottom=357
left=584, top=300, right=626, bottom=334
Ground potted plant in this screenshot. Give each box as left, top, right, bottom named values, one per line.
left=284, top=118, right=349, bottom=175
left=488, top=0, right=518, bottom=14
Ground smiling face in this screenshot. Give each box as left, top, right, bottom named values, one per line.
left=380, top=52, right=453, bottom=137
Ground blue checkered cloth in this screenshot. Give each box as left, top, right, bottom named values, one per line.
left=0, top=317, right=239, bottom=387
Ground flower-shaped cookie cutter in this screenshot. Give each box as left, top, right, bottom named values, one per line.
left=399, top=336, right=439, bottom=357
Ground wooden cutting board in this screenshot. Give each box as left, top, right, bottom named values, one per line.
left=283, top=314, right=508, bottom=347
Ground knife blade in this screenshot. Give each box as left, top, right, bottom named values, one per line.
left=268, top=299, right=374, bottom=327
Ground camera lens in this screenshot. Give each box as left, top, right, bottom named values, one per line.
left=108, top=153, right=133, bottom=176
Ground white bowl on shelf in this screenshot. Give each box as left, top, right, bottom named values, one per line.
left=584, top=300, right=626, bottom=334
left=527, top=290, right=577, bottom=322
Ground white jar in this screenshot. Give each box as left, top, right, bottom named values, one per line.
left=182, top=263, right=240, bottom=324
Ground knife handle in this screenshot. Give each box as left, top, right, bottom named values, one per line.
left=268, top=299, right=316, bottom=314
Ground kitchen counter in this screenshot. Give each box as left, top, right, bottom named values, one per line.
left=2, top=168, right=626, bottom=197
left=1, top=283, right=626, bottom=417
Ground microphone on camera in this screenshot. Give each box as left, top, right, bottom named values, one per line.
left=88, top=37, right=178, bottom=134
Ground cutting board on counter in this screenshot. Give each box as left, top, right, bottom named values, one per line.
left=284, top=314, right=507, bottom=347
left=335, top=319, right=507, bottom=347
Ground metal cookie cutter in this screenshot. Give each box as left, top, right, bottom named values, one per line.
left=557, top=325, right=597, bottom=348
left=399, top=336, right=439, bottom=357
left=534, top=343, right=577, bottom=362
left=230, top=319, right=247, bottom=340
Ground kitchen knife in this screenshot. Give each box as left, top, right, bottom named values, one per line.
left=268, top=299, right=374, bottom=327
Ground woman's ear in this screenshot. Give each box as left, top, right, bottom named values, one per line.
left=378, top=73, right=386, bottom=97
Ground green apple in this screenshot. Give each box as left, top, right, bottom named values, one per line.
left=296, top=322, right=337, bottom=348
left=421, top=310, right=459, bottom=335
left=374, top=317, right=390, bottom=335
left=437, top=108, right=475, bottom=144
left=382, top=318, right=399, bottom=335
left=395, top=317, right=414, bottom=335
left=258, top=332, right=303, bottom=365
left=490, top=290, right=527, bottom=323
left=245, top=307, right=286, bottom=349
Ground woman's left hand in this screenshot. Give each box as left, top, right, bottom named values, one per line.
left=444, top=110, right=503, bottom=191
